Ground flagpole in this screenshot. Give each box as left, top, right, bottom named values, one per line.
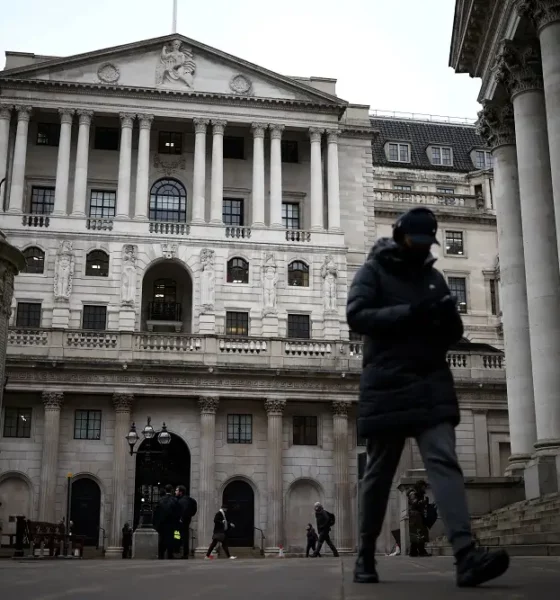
left=172, top=0, right=178, bottom=33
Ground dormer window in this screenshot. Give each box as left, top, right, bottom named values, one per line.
left=386, top=142, right=410, bottom=163
left=430, top=145, right=453, bottom=167
left=472, top=150, right=493, bottom=170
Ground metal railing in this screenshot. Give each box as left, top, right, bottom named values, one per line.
left=147, top=302, right=182, bottom=322
left=370, top=109, right=477, bottom=126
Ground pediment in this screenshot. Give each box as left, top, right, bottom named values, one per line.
left=0, top=34, right=344, bottom=107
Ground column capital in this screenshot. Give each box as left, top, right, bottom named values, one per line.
left=265, top=397, right=286, bottom=416
left=496, top=39, right=543, bottom=98
left=77, top=109, right=94, bottom=126
left=515, top=1, right=560, bottom=32
left=14, top=105, right=32, bottom=122
left=119, top=113, right=136, bottom=128
left=269, top=124, right=285, bottom=140
left=199, top=395, right=220, bottom=414
left=332, top=400, right=351, bottom=417
left=193, top=118, right=209, bottom=133
left=0, top=104, right=13, bottom=120
left=471, top=407, right=489, bottom=415
left=476, top=102, right=516, bottom=149
left=137, top=114, right=154, bottom=130
left=58, top=108, right=75, bottom=125
left=42, top=391, right=64, bottom=410
left=112, top=392, right=134, bottom=413
left=326, top=129, right=340, bottom=143
left=251, top=122, right=267, bottom=138
left=309, top=127, right=324, bottom=143
left=211, top=120, right=227, bottom=135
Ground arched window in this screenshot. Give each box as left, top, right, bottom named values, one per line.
left=150, top=279, right=179, bottom=321
left=288, top=260, right=309, bottom=287
left=22, top=247, right=45, bottom=274
left=85, top=250, right=109, bottom=277
left=149, top=178, right=187, bottom=223
left=227, top=258, right=249, bottom=284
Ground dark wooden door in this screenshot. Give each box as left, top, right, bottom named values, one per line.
left=70, top=478, right=101, bottom=546
left=222, top=481, right=254, bottom=547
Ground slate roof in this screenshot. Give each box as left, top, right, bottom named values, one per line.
left=370, top=117, right=489, bottom=173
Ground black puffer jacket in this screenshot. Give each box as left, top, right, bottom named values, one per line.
left=347, top=238, right=463, bottom=436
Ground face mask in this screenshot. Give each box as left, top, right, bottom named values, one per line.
left=402, top=245, right=430, bottom=265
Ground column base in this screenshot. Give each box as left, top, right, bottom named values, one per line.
left=251, top=221, right=265, bottom=228
left=70, top=211, right=86, bottom=218
left=270, top=222, right=284, bottom=229
left=133, top=215, right=148, bottom=221
left=104, top=546, right=123, bottom=559
left=7, top=207, right=22, bottom=214
left=51, top=210, right=66, bottom=217
left=132, top=527, right=159, bottom=559
left=210, top=218, right=223, bottom=225
left=190, top=217, right=206, bottom=224
left=310, top=226, right=324, bottom=232
left=524, top=455, right=559, bottom=499
left=328, top=227, right=343, bottom=234
left=505, top=453, right=532, bottom=477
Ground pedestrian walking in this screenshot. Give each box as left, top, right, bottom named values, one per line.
left=175, top=485, right=198, bottom=559
left=305, top=523, right=319, bottom=557
left=407, top=481, right=431, bottom=557
left=205, top=504, right=237, bottom=560
left=121, top=523, right=132, bottom=559
left=347, top=206, right=509, bottom=587
left=153, top=484, right=180, bottom=560
left=312, top=502, right=339, bottom=557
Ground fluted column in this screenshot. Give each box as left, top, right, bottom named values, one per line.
left=269, top=124, right=284, bottom=228
left=192, top=118, right=209, bottom=223
left=309, top=127, right=324, bottom=230
left=8, top=106, right=32, bottom=213
left=326, top=130, right=341, bottom=232
left=116, top=113, right=135, bottom=219
left=265, top=397, right=286, bottom=550
left=52, top=109, right=74, bottom=215
left=198, top=396, right=219, bottom=549
left=71, top=110, right=93, bottom=217
left=332, top=400, right=351, bottom=550
left=251, top=123, right=266, bottom=227
left=106, top=392, right=134, bottom=557
left=38, top=391, right=64, bottom=522
left=210, top=120, right=226, bottom=224
left=134, top=114, right=153, bottom=220
left=0, top=105, right=12, bottom=210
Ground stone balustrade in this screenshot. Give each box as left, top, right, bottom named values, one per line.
left=373, top=189, right=482, bottom=210
left=86, top=217, right=113, bottom=231
left=21, top=214, right=50, bottom=228
left=225, top=226, right=251, bottom=239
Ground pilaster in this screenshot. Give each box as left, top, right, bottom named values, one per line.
left=269, top=124, right=284, bottom=228
left=251, top=123, right=266, bottom=227
left=309, top=127, right=324, bottom=231
left=71, top=110, right=93, bottom=217
left=192, top=118, right=209, bottom=223
left=332, top=399, right=352, bottom=551
left=210, top=120, right=227, bottom=224
left=52, top=109, right=75, bottom=215
left=116, top=113, right=135, bottom=219
left=265, top=396, right=286, bottom=551
left=8, top=106, right=32, bottom=213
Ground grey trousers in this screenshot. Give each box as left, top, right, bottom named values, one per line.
left=360, top=421, right=473, bottom=556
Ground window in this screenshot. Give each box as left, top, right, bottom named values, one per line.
left=227, top=258, right=249, bottom=284
left=227, top=414, right=253, bottom=444
left=287, top=261, right=309, bottom=287
left=89, top=190, right=116, bottom=218
left=282, top=202, right=300, bottom=230
left=223, top=198, right=244, bottom=226
left=489, top=278, right=499, bottom=316
left=357, top=420, right=367, bottom=447
left=85, top=250, right=109, bottom=277
left=82, top=305, right=107, bottom=330
left=393, top=185, right=412, bottom=191
left=16, top=302, right=41, bottom=328
left=149, top=178, right=187, bottom=222
left=431, top=146, right=453, bottom=166
left=223, top=136, right=245, bottom=159
left=474, top=150, right=493, bottom=170
left=74, top=409, right=102, bottom=440
left=281, top=140, right=299, bottom=163
left=153, top=279, right=177, bottom=302
left=2, top=407, right=32, bottom=438
left=22, top=247, right=45, bottom=274
left=36, top=123, right=60, bottom=147
left=94, top=127, right=119, bottom=151
left=387, top=142, right=410, bottom=163
left=445, top=231, right=464, bottom=256
left=30, top=186, right=55, bottom=215
left=448, top=277, right=467, bottom=313
left=225, top=311, right=249, bottom=336
left=437, top=187, right=455, bottom=195
left=287, top=314, right=310, bottom=339
left=158, top=131, right=182, bottom=155
left=293, top=416, right=318, bottom=446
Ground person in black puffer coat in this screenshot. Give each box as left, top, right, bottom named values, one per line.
left=347, top=207, right=509, bottom=588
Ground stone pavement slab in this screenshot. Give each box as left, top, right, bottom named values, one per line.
left=0, top=556, right=558, bottom=599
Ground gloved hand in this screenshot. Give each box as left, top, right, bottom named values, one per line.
left=410, top=296, right=440, bottom=317
left=435, top=295, right=458, bottom=315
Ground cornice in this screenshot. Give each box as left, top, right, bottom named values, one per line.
left=373, top=206, right=497, bottom=225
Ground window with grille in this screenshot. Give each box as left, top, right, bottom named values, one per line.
left=158, top=131, right=183, bottom=155
left=437, top=187, right=455, bottom=195
left=489, top=279, right=499, bottom=315
left=393, top=184, right=412, bottom=191
left=223, top=198, right=244, bottom=226
left=448, top=277, right=467, bottom=313
left=287, top=314, right=310, bottom=339
left=293, top=416, right=318, bottom=446
left=36, top=123, right=60, bottom=147
left=89, top=190, right=116, bottom=218
left=74, top=409, right=102, bottom=440
left=287, top=261, right=309, bottom=287
left=445, top=231, right=464, bottom=256
left=85, top=250, right=109, bottom=277
left=223, top=136, right=245, bottom=159
left=431, top=146, right=453, bottom=166
left=281, top=140, right=299, bottom=163
left=82, top=305, right=107, bottom=330
left=474, top=150, right=493, bottom=170
left=2, top=407, right=32, bottom=438
left=227, top=258, right=249, bottom=284
left=227, top=414, right=253, bottom=444
left=225, top=311, right=249, bottom=336
left=282, top=202, right=300, bottom=230
left=153, top=279, right=177, bottom=302
left=30, top=186, right=55, bottom=215
left=22, top=247, right=45, bottom=274
left=16, top=302, right=41, bottom=328
left=357, top=419, right=367, bottom=447
left=149, top=178, right=187, bottom=222
left=387, top=143, right=410, bottom=163
left=94, top=127, right=119, bottom=151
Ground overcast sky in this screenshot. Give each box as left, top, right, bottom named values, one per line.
left=0, top=0, right=482, bottom=119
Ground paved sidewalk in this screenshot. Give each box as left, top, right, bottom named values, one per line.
left=0, top=556, right=558, bottom=599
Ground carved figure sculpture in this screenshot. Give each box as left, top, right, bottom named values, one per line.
left=156, top=40, right=196, bottom=88
left=200, top=249, right=215, bottom=312
left=121, top=245, right=137, bottom=307
left=54, top=241, right=74, bottom=301
left=262, top=252, right=278, bottom=315
left=321, top=255, right=338, bottom=313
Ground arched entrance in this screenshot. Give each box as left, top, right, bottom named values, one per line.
left=222, top=480, right=254, bottom=547
left=70, top=478, right=101, bottom=546
left=285, top=479, right=322, bottom=553
left=133, top=432, right=191, bottom=529
left=0, top=474, right=32, bottom=540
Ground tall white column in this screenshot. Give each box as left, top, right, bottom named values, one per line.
left=71, top=110, right=93, bottom=217
left=8, top=105, right=32, bottom=214
left=38, top=391, right=64, bottom=522
left=0, top=105, right=12, bottom=211
left=134, top=114, right=153, bottom=220
left=332, top=400, right=352, bottom=551
left=309, top=127, right=324, bottom=231
left=326, top=130, right=341, bottom=232
left=264, top=397, right=285, bottom=550
left=192, top=118, right=209, bottom=223
left=478, top=102, right=537, bottom=474
left=269, top=124, right=284, bottom=228
left=210, top=120, right=226, bottom=224
left=251, top=123, right=266, bottom=227
left=116, top=113, right=135, bottom=219
left=197, top=396, right=219, bottom=551
left=106, top=393, right=133, bottom=558
left=52, top=109, right=74, bottom=215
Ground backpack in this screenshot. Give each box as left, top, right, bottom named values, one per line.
left=327, top=511, right=335, bottom=526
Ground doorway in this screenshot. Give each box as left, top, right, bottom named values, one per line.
left=70, top=478, right=101, bottom=546
left=222, top=480, right=254, bottom=547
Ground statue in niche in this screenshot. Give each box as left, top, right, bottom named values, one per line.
left=156, top=39, right=196, bottom=88
left=262, top=252, right=278, bottom=316
left=321, top=255, right=338, bottom=313
left=121, top=245, right=137, bottom=307
left=54, top=241, right=74, bottom=301
left=200, top=249, right=215, bottom=313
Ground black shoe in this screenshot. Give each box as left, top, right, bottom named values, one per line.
left=353, top=551, right=379, bottom=584
left=456, top=546, right=510, bottom=588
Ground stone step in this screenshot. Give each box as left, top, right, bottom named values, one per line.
left=473, top=516, right=560, bottom=533
left=430, top=543, right=560, bottom=557
left=473, top=507, right=560, bottom=527
left=476, top=532, right=560, bottom=546
left=212, top=547, right=264, bottom=559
